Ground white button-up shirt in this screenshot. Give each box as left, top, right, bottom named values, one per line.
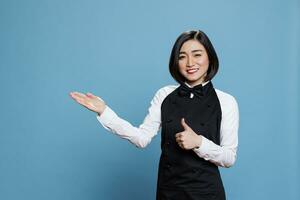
left=96, top=82, right=239, bottom=168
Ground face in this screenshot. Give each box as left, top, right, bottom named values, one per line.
left=178, top=39, right=209, bottom=87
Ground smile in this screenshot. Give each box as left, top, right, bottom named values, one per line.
left=186, top=68, right=199, bottom=74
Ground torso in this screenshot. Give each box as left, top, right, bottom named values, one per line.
left=156, top=81, right=226, bottom=200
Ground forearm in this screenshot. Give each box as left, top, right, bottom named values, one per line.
left=193, top=136, right=237, bottom=168
left=96, top=106, right=159, bottom=148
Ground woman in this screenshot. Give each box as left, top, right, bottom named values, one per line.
left=70, top=30, right=239, bottom=200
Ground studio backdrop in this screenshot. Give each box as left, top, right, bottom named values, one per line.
left=0, top=0, right=299, bottom=199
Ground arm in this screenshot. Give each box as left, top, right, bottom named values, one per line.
left=193, top=93, right=239, bottom=168
left=96, top=87, right=168, bottom=148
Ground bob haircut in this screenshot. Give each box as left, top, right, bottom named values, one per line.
left=169, top=30, right=219, bottom=84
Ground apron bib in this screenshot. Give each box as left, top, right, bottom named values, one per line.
left=156, top=82, right=225, bottom=200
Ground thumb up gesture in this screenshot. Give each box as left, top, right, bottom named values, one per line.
left=175, top=118, right=203, bottom=150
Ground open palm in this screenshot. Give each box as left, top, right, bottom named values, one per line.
left=69, top=92, right=106, bottom=115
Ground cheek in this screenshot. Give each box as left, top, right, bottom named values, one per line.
left=178, top=62, right=186, bottom=72
left=197, top=57, right=209, bottom=68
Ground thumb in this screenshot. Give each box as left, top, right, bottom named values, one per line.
left=181, top=118, right=191, bottom=131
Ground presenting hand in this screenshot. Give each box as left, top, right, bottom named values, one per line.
left=175, top=118, right=202, bottom=150
left=69, top=91, right=106, bottom=115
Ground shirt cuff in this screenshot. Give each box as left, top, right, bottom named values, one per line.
left=96, top=105, right=116, bottom=126
left=193, top=136, right=211, bottom=158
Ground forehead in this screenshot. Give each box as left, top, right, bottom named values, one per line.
left=180, top=40, right=205, bottom=52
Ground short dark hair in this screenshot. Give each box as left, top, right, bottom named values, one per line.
left=169, top=30, right=219, bottom=84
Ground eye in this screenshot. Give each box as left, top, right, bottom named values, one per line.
left=178, top=56, right=185, bottom=60
left=194, top=54, right=202, bottom=57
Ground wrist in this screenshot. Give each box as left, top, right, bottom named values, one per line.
left=97, top=105, right=107, bottom=116
left=194, top=135, right=202, bottom=149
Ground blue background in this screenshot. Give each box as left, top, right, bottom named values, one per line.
left=0, top=0, right=299, bottom=199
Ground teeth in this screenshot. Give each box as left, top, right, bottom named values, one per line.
left=187, top=68, right=199, bottom=73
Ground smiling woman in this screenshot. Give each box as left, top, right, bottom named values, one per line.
left=169, top=30, right=219, bottom=88
left=178, top=40, right=210, bottom=86
left=70, top=30, right=239, bottom=200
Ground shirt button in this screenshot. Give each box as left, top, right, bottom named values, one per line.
left=166, top=142, right=170, bottom=145
left=201, top=123, right=205, bottom=126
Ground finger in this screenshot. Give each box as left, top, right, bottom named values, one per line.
left=70, top=92, right=87, bottom=101
left=178, top=140, right=187, bottom=149
left=176, top=139, right=184, bottom=144
left=175, top=135, right=184, bottom=143
left=75, top=98, right=88, bottom=107
left=70, top=92, right=77, bottom=99
left=86, top=92, right=97, bottom=99
left=76, top=98, right=95, bottom=111
left=178, top=137, right=184, bottom=143
left=72, top=91, right=86, bottom=97
left=178, top=142, right=184, bottom=149
left=179, top=142, right=183, bottom=148
left=177, top=141, right=182, bottom=147
left=181, top=118, right=191, bottom=131
left=175, top=132, right=183, bottom=139
left=85, top=93, right=105, bottom=102
left=97, top=96, right=104, bottom=102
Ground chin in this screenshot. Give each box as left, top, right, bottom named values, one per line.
left=185, top=75, right=203, bottom=82
left=184, top=76, right=205, bottom=86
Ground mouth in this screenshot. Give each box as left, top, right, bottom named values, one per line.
left=186, top=68, right=199, bottom=74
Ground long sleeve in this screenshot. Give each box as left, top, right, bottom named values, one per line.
left=96, top=86, right=176, bottom=148
left=193, top=90, right=239, bottom=168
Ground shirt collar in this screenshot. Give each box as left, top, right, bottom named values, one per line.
left=184, top=80, right=210, bottom=88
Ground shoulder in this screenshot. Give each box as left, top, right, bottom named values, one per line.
left=152, top=84, right=179, bottom=103
left=215, top=88, right=239, bottom=112
left=157, top=84, right=179, bottom=94
left=215, top=89, right=237, bottom=104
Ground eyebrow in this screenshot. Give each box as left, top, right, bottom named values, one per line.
left=179, top=49, right=203, bottom=54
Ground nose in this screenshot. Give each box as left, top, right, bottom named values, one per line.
left=187, top=56, right=195, bottom=67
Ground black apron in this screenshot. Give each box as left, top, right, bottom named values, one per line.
left=156, top=81, right=226, bottom=200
